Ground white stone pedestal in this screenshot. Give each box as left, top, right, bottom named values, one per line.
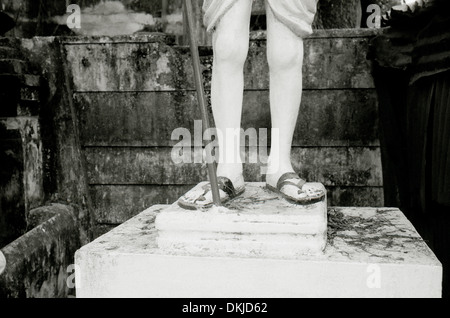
left=156, top=182, right=327, bottom=257
left=75, top=184, right=442, bottom=298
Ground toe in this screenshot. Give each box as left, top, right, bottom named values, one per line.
left=302, top=183, right=326, bottom=199
left=281, top=184, right=308, bottom=200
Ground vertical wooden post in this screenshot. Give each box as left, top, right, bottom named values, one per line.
left=182, top=0, right=210, bottom=46
left=184, top=0, right=221, bottom=206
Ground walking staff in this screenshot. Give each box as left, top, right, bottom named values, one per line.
left=184, top=0, right=221, bottom=207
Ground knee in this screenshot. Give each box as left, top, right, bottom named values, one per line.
left=267, top=39, right=304, bottom=71
left=213, top=31, right=249, bottom=68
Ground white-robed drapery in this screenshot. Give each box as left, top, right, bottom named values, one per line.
left=202, top=0, right=318, bottom=38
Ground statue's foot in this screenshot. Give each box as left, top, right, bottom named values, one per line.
left=177, top=175, right=245, bottom=210
left=266, top=172, right=325, bottom=205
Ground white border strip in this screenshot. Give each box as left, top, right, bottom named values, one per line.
left=0, top=251, right=6, bottom=275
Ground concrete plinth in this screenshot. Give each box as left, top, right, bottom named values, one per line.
left=75, top=184, right=442, bottom=298
left=156, top=182, right=327, bottom=257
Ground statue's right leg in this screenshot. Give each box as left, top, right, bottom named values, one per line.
left=211, top=0, right=252, bottom=188
left=178, top=0, right=252, bottom=209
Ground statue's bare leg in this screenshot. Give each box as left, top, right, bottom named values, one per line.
left=210, top=0, right=252, bottom=191
left=178, top=0, right=251, bottom=208
left=265, top=3, right=324, bottom=202
left=265, top=4, right=303, bottom=186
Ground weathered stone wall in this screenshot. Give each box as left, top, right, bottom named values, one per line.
left=314, top=0, right=362, bottom=29
left=0, top=204, right=80, bottom=298
left=18, top=36, right=95, bottom=245
left=59, top=29, right=383, bottom=236
left=0, top=38, right=44, bottom=248
left=0, top=125, right=26, bottom=247
left=0, top=37, right=91, bottom=297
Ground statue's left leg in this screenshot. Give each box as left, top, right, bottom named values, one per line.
left=265, top=2, right=325, bottom=203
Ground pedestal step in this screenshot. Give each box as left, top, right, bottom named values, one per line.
left=155, top=182, right=327, bottom=257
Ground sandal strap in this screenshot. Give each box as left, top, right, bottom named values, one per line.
left=218, top=176, right=237, bottom=198
left=277, top=172, right=306, bottom=190
left=201, top=176, right=237, bottom=198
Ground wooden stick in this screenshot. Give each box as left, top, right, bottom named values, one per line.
left=184, top=0, right=221, bottom=206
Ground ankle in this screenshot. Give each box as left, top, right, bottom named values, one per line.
left=217, top=163, right=244, bottom=186
left=265, top=163, right=295, bottom=187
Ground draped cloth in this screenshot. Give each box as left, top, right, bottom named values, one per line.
left=202, top=0, right=318, bottom=38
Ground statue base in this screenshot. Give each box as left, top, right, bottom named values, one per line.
left=74, top=183, right=442, bottom=298
left=155, top=182, right=327, bottom=258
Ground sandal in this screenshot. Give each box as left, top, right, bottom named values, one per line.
left=266, top=172, right=325, bottom=205
left=177, top=176, right=245, bottom=210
